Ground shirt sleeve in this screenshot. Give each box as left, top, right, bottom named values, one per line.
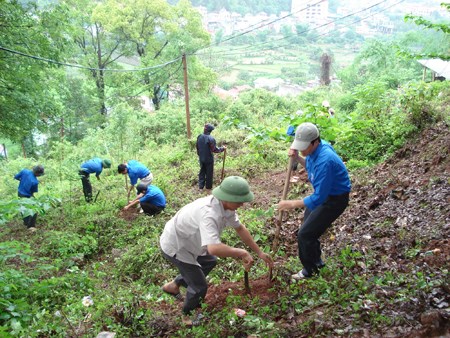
left=200, top=215, right=222, bottom=246
left=14, top=171, right=22, bottom=180
left=208, top=137, right=224, bottom=153
left=303, top=160, right=333, bottom=210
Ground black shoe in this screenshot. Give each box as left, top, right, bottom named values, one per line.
left=316, top=261, right=326, bottom=270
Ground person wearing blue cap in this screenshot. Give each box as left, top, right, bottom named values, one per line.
left=79, top=158, right=111, bottom=202
left=196, top=123, right=226, bottom=193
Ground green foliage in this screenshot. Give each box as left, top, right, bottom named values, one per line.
left=114, top=237, right=164, bottom=281
left=0, top=195, right=60, bottom=226
left=0, top=7, right=449, bottom=335
left=399, top=81, right=448, bottom=128
left=404, top=3, right=450, bottom=60
left=0, top=1, right=70, bottom=141
left=40, top=231, right=97, bottom=259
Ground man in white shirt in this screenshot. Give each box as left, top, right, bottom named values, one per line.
left=160, top=176, right=273, bottom=326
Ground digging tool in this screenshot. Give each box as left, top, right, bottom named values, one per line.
left=220, top=147, right=227, bottom=182
left=93, top=190, right=101, bottom=203
left=270, top=156, right=295, bottom=280
left=125, top=175, right=130, bottom=203
left=244, top=270, right=251, bottom=295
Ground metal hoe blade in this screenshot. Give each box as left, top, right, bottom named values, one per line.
left=244, top=271, right=251, bottom=295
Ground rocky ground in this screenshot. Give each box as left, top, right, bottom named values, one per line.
left=205, top=122, right=450, bottom=337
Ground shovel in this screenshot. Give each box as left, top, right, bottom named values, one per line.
left=220, top=147, right=227, bottom=182
left=269, top=156, right=295, bottom=280
left=93, top=190, right=101, bottom=203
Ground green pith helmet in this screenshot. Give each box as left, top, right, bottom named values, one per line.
left=102, top=159, right=111, bottom=168
left=212, top=176, right=254, bottom=203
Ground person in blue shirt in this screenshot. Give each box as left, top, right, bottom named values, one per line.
left=123, top=183, right=166, bottom=216
left=14, top=165, right=45, bottom=229
left=117, top=160, right=153, bottom=198
left=79, top=158, right=111, bottom=202
left=196, top=123, right=226, bottom=193
left=277, top=122, right=351, bottom=280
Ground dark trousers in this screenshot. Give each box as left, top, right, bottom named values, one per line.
left=198, top=161, right=214, bottom=189
left=18, top=194, right=37, bottom=228
left=298, top=193, right=349, bottom=276
left=79, top=170, right=92, bottom=202
left=162, top=251, right=217, bottom=315
left=141, top=202, right=164, bottom=216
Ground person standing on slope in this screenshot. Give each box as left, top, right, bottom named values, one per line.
left=277, top=122, right=351, bottom=280
left=196, top=123, right=225, bottom=193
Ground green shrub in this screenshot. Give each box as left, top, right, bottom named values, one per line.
left=40, top=231, right=97, bottom=259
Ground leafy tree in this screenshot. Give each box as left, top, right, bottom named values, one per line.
left=61, top=0, right=133, bottom=115
left=93, top=0, right=215, bottom=109
left=404, top=3, right=450, bottom=60
left=337, top=39, right=421, bottom=91
left=0, top=1, right=69, bottom=144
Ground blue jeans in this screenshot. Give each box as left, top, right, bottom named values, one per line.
left=297, top=193, right=349, bottom=276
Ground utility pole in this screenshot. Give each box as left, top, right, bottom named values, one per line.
left=182, top=54, right=191, bottom=139
left=320, top=53, right=332, bottom=86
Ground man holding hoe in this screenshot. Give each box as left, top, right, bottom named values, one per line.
left=79, top=158, right=111, bottom=202
left=160, top=176, right=273, bottom=326
left=196, top=123, right=226, bottom=193
left=117, top=160, right=153, bottom=199
left=277, top=122, right=351, bottom=280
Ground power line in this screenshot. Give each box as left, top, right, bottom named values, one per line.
left=0, top=45, right=182, bottom=72
left=202, top=0, right=406, bottom=73
left=216, top=0, right=320, bottom=46
left=196, top=0, right=401, bottom=59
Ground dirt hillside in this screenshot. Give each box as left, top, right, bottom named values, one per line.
left=239, top=121, right=449, bottom=337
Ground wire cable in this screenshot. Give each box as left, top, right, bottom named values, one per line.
left=0, top=45, right=182, bottom=72
left=195, top=0, right=402, bottom=59
left=202, top=0, right=406, bottom=73
left=216, top=0, right=320, bottom=45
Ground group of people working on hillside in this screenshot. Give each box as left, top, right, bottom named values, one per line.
left=14, top=158, right=166, bottom=230
left=162, top=122, right=350, bottom=325
left=13, top=121, right=351, bottom=327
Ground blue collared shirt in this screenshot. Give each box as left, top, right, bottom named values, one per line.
left=303, top=141, right=351, bottom=210
left=140, top=185, right=166, bottom=207
left=127, top=160, right=150, bottom=186
left=80, top=158, right=103, bottom=177
left=14, top=169, right=39, bottom=197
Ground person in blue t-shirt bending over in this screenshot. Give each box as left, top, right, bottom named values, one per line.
left=79, top=158, right=111, bottom=202
left=277, top=122, right=351, bottom=280
left=123, top=183, right=166, bottom=216
left=14, top=165, right=45, bottom=229
left=117, top=160, right=153, bottom=197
